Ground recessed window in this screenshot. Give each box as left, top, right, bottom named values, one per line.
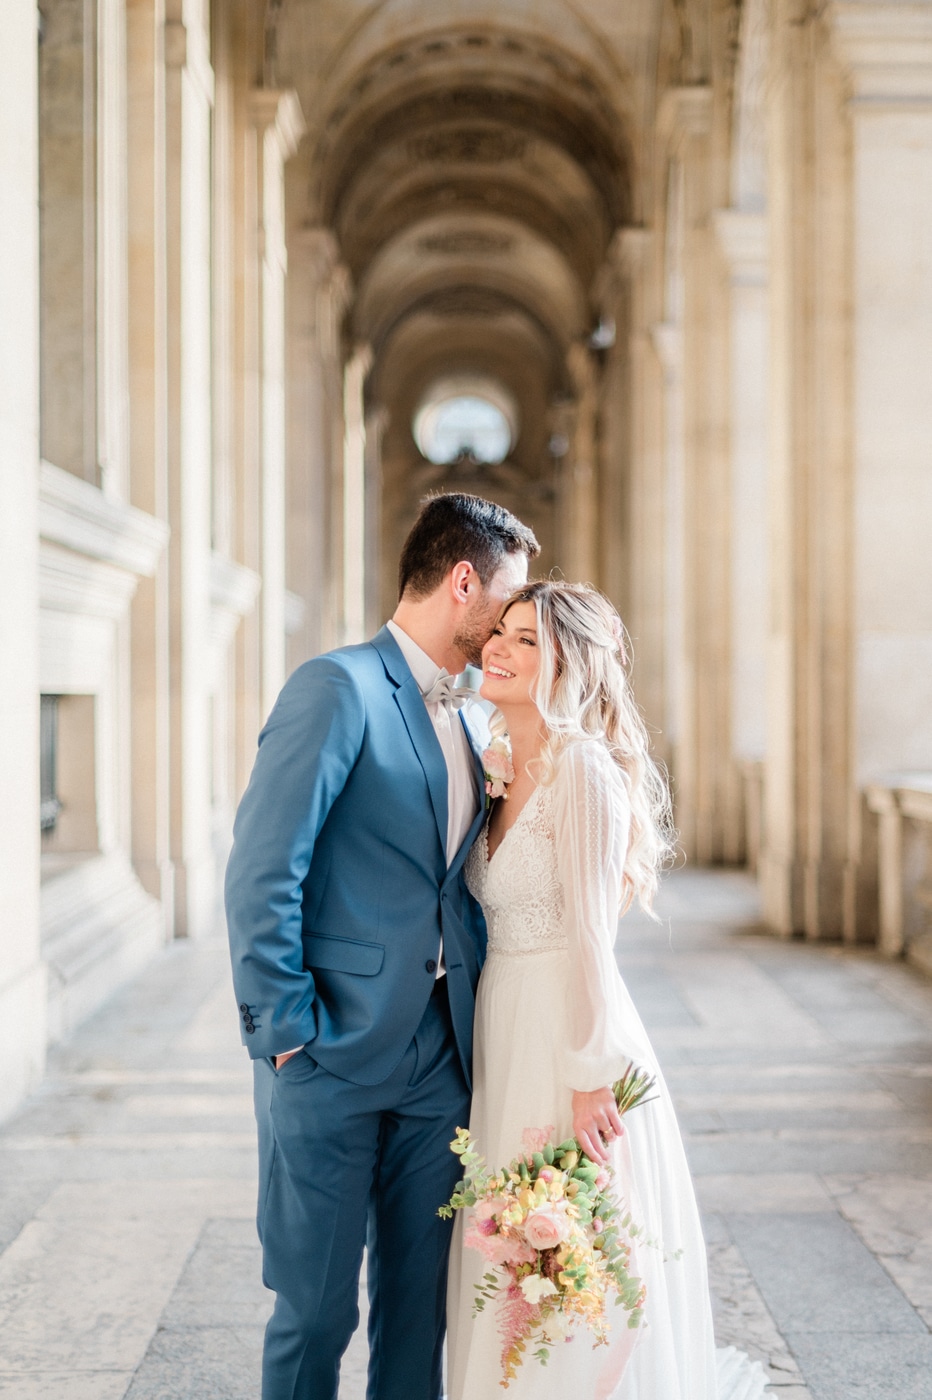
left=413, top=376, right=518, bottom=466
left=40, top=695, right=62, bottom=831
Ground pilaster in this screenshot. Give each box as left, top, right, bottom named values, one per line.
left=595, top=229, right=667, bottom=754
left=714, top=209, right=770, bottom=861
left=249, top=88, right=306, bottom=713
left=762, top=0, right=856, bottom=939
left=656, top=84, right=736, bottom=861
left=126, top=0, right=173, bottom=926
left=562, top=342, right=599, bottom=587
left=285, top=226, right=351, bottom=667
left=164, top=5, right=216, bottom=937
left=0, top=0, right=47, bottom=1115
left=343, top=344, right=373, bottom=645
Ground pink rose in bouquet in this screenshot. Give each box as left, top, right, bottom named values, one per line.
left=523, top=1201, right=573, bottom=1250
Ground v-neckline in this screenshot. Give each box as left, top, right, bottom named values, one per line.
left=484, top=784, right=542, bottom=867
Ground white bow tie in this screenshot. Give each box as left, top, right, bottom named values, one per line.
left=423, top=674, right=472, bottom=710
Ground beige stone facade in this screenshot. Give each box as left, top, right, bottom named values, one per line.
left=2, top=0, right=931, bottom=1117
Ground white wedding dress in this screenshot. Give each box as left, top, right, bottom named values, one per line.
left=447, top=739, right=769, bottom=1400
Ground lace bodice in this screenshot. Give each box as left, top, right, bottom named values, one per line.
left=465, top=784, right=567, bottom=956
left=465, top=738, right=649, bottom=1092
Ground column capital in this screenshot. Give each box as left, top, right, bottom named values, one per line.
left=829, top=2, right=932, bottom=105
left=291, top=226, right=343, bottom=285
left=248, top=88, right=306, bottom=159
left=164, top=20, right=214, bottom=105
left=592, top=227, right=654, bottom=307
left=713, top=209, right=769, bottom=286
left=657, top=85, right=712, bottom=149
left=612, top=226, right=655, bottom=273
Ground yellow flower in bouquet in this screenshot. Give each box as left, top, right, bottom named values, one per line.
left=438, top=1064, right=657, bottom=1387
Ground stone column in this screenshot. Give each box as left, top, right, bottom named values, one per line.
left=285, top=228, right=351, bottom=668
left=600, top=229, right=667, bottom=755
left=662, top=88, right=736, bottom=864
left=126, top=0, right=173, bottom=926
left=97, top=0, right=131, bottom=499
left=164, top=4, right=215, bottom=937
left=38, top=0, right=98, bottom=482
left=714, top=210, right=770, bottom=861
left=830, top=4, right=932, bottom=934
left=763, top=2, right=856, bottom=938
left=0, top=0, right=47, bottom=1114
left=364, top=404, right=388, bottom=635
left=249, top=89, right=306, bottom=715
left=562, top=342, right=600, bottom=586
left=342, top=344, right=373, bottom=645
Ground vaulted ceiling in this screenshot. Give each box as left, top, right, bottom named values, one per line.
left=270, top=0, right=710, bottom=574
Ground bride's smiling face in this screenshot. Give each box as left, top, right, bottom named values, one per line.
left=479, top=601, right=540, bottom=709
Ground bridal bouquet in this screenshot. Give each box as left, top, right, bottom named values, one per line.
left=439, top=1064, right=657, bottom=1387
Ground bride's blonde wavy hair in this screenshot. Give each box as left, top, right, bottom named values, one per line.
left=499, top=580, right=675, bottom=914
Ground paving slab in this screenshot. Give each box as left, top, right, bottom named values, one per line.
left=782, top=1332, right=932, bottom=1400
left=726, top=1212, right=927, bottom=1337
left=0, top=868, right=930, bottom=1399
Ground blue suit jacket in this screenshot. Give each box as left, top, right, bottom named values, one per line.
left=224, top=626, right=489, bottom=1087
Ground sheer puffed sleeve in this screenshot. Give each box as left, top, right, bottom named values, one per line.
left=552, top=740, right=644, bottom=1092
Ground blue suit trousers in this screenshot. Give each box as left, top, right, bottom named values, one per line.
left=254, top=978, right=470, bottom=1400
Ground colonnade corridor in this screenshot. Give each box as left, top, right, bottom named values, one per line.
left=0, top=868, right=929, bottom=1399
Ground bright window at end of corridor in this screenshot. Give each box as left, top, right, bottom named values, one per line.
left=414, top=378, right=517, bottom=465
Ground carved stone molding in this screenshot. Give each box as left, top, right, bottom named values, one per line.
left=713, top=209, right=769, bottom=286
left=39, top=460, right=169, bottom=578
left=657, top=86, right=713, bottom=149
left=164, top=19, right=214, bottom=106
left=248, top=88, right=307, bottom=159
left=408, top=127, right=528, bottom=164
left=830, top=2, right=932, bottom=104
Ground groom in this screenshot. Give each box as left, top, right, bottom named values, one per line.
left=225, top=493, right=539, bottom=1400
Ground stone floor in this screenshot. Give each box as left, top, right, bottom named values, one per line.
left=1, top=868, right=931, bottom=1399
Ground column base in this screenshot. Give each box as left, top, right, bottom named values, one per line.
left=41, top=852, right=164, bottom=1043
left=0, top=959, right=47, bottom=1121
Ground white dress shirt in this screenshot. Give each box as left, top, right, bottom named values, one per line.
left=387, top=620, right=481, bottom=978
left=385, top=621, right=480, bottom=863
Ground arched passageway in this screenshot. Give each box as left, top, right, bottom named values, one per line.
left=286, top=15, right=636, bottom=623
left=2, top=0, right=932, bottom=1120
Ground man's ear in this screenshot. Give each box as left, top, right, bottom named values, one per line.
left=450, top=561, right=475, bottom=604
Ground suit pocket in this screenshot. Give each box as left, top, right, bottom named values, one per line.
left=303, top=932, right=385, bottom=976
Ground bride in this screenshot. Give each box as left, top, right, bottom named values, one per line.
left=446, top=580, right=768, bottom=1400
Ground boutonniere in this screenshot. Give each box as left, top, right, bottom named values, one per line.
left=482, top=737, right=515, bottom=809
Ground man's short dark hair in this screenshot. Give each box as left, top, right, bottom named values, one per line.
left=398, top=493, right=540, bottom=601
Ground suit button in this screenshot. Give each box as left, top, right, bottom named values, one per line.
left=425, top=959, right=437, bottom=973
left=239, top=1003, right=249, bottom=1013
left=245, top=1024, right=256, bottom=1035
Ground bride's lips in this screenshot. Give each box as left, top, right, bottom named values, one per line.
left=484, top=665, right=516, bottom=680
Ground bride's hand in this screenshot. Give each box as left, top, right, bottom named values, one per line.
left=571, top=1087, right=625, bottom=1165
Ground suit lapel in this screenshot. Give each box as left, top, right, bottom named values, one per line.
left=445, top=707, right=488, bottom=884
left=371, top=626, right=448, bottom=861
left=393, top=676, right=449, bottom=854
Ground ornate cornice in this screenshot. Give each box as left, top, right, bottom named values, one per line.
left=39, top=461, right=169, bottom=578
left=830, top=2, right=932, bottom=105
